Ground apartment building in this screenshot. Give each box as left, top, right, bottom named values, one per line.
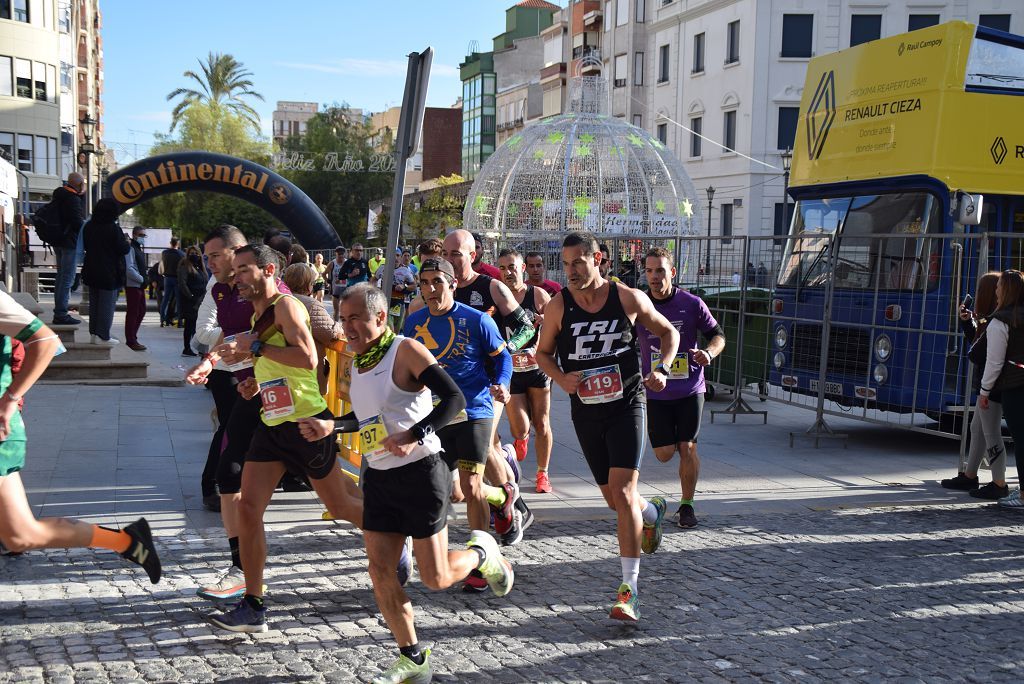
left=272, top=101, right=318, bottom=146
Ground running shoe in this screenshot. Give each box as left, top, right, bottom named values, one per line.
left=491, top=481, right=518, bottom=535
left=197, top=566, right=247, bottom=601
left=372, top=649, right=433, bottom=684
left=208, top=598, right=268, bottom=633
left=970, top=482, right=1010, bottom=500
left=535, top=470, right=552, bottom=494
left=677, top=503, right=698, bottom=529
left=398, top=537, right=413, bottom=587
left=609, top=582, right=640, bottom=622
left=940, top=472, right=978, bottom=491
left=501, top=444, right=521, bottom=484
left=515, top=496, right=535, bottom=532
left=462, top=569, right=488, bottom=593
left=120, top=518, right=161, bottom=584
left=640, top=496, right=667, bottom=554
left=500, top=509, right=523, bottom=547
left=467, top=530, right=514, bottom=597
left=998, top=487, right=1023, bottom=509
left=513, top=437, right=529, bottom=462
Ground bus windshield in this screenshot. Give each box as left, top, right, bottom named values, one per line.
left=777, top=192, right=943, bottom=291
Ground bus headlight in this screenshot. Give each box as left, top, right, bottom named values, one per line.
left=874, top=334, right=892, bottom=361
left=873, top=364, right=888, bottom=384
left=775, top=325, right=788, bottom=349
left=774, top=352, right=786, bottom=369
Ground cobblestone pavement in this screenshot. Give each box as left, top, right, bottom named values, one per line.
left=2, top=504, right=1023, bottom=683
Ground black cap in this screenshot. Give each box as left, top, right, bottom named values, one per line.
left=419, top=257, right=456, bottom=281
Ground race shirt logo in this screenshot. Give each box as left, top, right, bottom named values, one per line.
left=567, top=319, right=629, bottom=361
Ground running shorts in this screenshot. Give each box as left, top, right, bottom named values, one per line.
left=438, top=418, right=492, bottom=474
left=362, top=453, right=450, bottom=539
left=510, top=368, right=550, bottom=395
left=0, top=411, right=26, bottom=476
left=245, top=409, right=337, bottom=480
left=572, top=398, right=646, bottom=486
left=646, top=394, right=704, bottom=448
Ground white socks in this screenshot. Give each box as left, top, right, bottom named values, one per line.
left=639, top=498, right=658, bottom=525
left=621, top=557, right=640, bottom=593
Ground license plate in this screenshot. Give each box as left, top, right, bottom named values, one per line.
left=809, top=379, right=843, bottom=396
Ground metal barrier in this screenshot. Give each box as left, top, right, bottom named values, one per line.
left=323, top=339, right=363, bottom=483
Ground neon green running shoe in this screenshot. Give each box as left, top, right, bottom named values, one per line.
left=641, top=495, right=667, bottom=554
left=609, top=582, right=640, bottom=622
left=372, top=648, right=432, bottom=684
left=466, top=530, right=514, bottom=597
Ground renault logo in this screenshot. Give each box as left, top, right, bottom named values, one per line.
left=898, top=42, right=905, bottom=56
left=806, top=71, right=837, bottom=161
left=991, top=137, right=1008, bottom=165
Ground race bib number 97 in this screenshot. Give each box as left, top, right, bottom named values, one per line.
left=358, top=415, right=390, bottom=459
left=259, top=378, right=296, bottom=420
left=577, top=364, right=624, bottom=404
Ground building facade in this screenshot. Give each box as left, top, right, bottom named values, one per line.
left=272, top=101, right=318, bottom=146
left=1, top=0, right=102, bottom=204
left=601, top=0, right=1022, bottom=241
left=369, top=105, right=462, bottom=193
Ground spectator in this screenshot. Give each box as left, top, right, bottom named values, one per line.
left=81, top=199, right=129, bottom=344
left=159, top=237, right=185, bottom=327
left=525, top=251, right=561, bottom=296
left=327, top=245, right=348, bottom=319
left=282, top=262, right=343, bottom=394
left=123, top=226, right=149, bottom=351
left=402, top=250, right=417, bottom=275
left=288, top=244, right=308, bottom=266
left=368, top=247, right=386, bottom=277
left=312, top=253, right=327, bottom=303
left=746, top=262, right=756, bottom=285
left=731, top=271, right=741, bottom=286
left=51, top=172, right=86, bottom=325
left=177, top=246, right=208, bottom=357
left=339, top=243, right=370, bottom=288
left=264, top=230, right=292, bottom=266
left=470, top=231, right=502, bottom=279
left=147, top=262, right=162, bottom=301
left=756, top=262, right=770, bottom=289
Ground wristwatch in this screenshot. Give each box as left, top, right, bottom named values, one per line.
left=653, top=363, right=670, bottom=378
left=2, top=391, right=22, bottom=403
left=410, top=424, right=433, bottom=444
left=249, top=340, right=264, bottom=358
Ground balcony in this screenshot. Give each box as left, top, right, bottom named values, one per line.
left=582, top=9, right=603, bottom=28
left=572, top=45, right=601, bottom=61
left=540, top=62, right=567, bottom=86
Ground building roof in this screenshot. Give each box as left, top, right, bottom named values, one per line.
left=516, top=0, right=559, bottom=9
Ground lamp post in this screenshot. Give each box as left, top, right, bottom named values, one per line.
left=79, top=113, right=97, bottom=214
left=704, top=185, right=715, bottom=279
left=781, top=147, right=792, bottom=235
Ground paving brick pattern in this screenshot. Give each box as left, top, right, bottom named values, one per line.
left=2, top=505, right=1022, bottom=683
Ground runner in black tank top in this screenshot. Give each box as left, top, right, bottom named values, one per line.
left=535, top=231, right=680, bottom=624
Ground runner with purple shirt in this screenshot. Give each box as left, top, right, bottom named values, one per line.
left=637, top=247, right=726, bottom=529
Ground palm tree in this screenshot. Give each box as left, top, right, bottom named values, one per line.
left=166, top=52, right=264, bottom=132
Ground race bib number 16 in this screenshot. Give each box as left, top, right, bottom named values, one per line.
left=259, top=378, right=296, bottom=420
left=577, top=364, right=624, bottom=404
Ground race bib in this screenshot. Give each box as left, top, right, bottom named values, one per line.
left=651, top=351, right=689, bottom=380
left=577, top=364, right=624, bottom=404
left=512, top=350, right=539, bottom=372
left=258, top=378, right=295, bottom=420
left=222, top=334, right=254, bottom=373
left=433, top=394, right=467, bottom=425
left=358, top=415, right=390, bottom=459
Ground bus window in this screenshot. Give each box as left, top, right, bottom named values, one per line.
left=777, top=198, right=851, bottom=287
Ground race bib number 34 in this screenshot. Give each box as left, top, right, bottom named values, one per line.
left=577, top=364, right=624, bottom=404
left=259, top=378, right=296, bottom=420
left=512, top=350, right=539, bottom=372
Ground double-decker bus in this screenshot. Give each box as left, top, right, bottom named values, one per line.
left=770, top=20, right=1024, bottom=423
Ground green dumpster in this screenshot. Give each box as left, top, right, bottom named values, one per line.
left=689, top=286, right=771, bottom=400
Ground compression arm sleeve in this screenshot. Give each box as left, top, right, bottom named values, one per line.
left=413, top=364, right=467, bottom=435
left=504, top=305, right=534, bottom=352
left=333, top=411, right=360, bottom=433
left=701, top=324, right=726, bottom=344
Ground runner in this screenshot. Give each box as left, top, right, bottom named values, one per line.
left=638, top=248, right=725, bottom=529
left=403, top=258, right=520, bottom=591
left=300, top=283, right=514, bottom=683
left=0, top=289, right=160, bottom=584
left=536, top=232, right=679, bottom=622
left=442, top=229, right=537, bottom=548
left=525, top=251, right=562, bottom=297
left=496, top=248, right=554, bottom=494
left=205, top=244, right=367, bottom=633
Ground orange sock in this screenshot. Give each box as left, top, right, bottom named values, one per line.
left=89, top=526, right=131, bottom=553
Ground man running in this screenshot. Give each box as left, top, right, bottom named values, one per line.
left=403, top=258, right=520, bottom=591
left=442, top=229, right=537, bottom=547
left=0, top=289, right=160, bottom=584
left=206, top=244, right=366, bottom=633
left=536, top=232, right=679, bottom=622
left=496, top=248, right=554, bottom=494
left=301, top=283, right=513, bottom=683
left=638, top=248, right=724, bottom=529
left=525, top=251, right=561, bottom=297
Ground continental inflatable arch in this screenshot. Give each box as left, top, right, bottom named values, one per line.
left=104, top=151, right=338, bottom=248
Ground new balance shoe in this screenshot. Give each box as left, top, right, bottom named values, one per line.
left=609, top=582, right=640, bottom=622
left=501, top=444, right=521, bottom=484
left=491, top=481, right=518, bottom=535
left=677, top=503, right=698, bottom=529
left=940, top=472, right=979, bottom=491
left=398, top=537, right=413, bottom=587
left=998, top=487, right=1023, bottom=508
left=208, top=598, right=268, bottom=633
left=535, top=470, right=552, bottom=493
left=462, top=569, right=488, bottom=593
left=513, top=437, right=529, bottom=462
left=467, top=530, right=514, bottom=597
left=970, top=482, right=1010, bottom=500
left=120, top=518, right=161, bottom=584
left=197, top=566, right=247, bottom=601
left=641, top=496, right=667, bottom=554
left=372, top=649, right=433, bottom=684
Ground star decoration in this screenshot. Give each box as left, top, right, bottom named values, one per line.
left=655, top=200, right=666, bottom=214
left=578, top=133, right=595, bottom=144
left=474, top=195, right=490, bottom=213
left=532, top=197, right=544, bottom=209
left=650, top=137, right=666, bottom=150
left=533, top=149, right=546, bottom=160
left=507, top=204, right=519, bottom=218
left=575, top=143, right=592, bottom=157
left=627, top=133, right=646, bottom=147
left=507, top=135, right=523, bottom=149
left=679, top=198, right=694, bottom=217
left=609, top=146, right=624, bottom=158
left=546, top=131, right=565, bottom=144
left=619, top=205, right=628, bottom=215
left=573, top=196, right=592, bottom=220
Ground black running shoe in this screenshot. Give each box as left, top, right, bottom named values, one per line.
left=940, top=473, right=978, bottom=491
left=119, top=518, right=162, bottom=584
left=677, top=504, right=698, bottom=529
left=970, top=482, right=1010, bottom=500
left=500, top=509, right=524, bottom=546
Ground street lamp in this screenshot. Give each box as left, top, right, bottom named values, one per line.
left=704, top=185, right=715, bottom=279
left=79, top=113, right=98, bottom=214
left=781, top=147, right=792, bottom=235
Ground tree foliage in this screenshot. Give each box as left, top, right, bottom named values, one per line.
left=403, top=174, right=466, bottom=243
left=166, top=53, right=264, bottom=133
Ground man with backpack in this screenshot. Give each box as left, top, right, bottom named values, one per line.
left=41, top=173, right=86, bottom=325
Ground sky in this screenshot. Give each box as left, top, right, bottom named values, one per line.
left=100, top=0, right=518, bottom=166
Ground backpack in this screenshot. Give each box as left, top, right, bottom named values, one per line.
left=31, top=200, right=66, bottom=247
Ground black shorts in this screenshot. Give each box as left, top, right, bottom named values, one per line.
left=362, top=453, right=450, bottom=539
left=218, top=391, right=261, bottom=494
left=313, top=281, right=325, bottom=292
left=647, top=394, right=704, bottom=448
left=510, top=369, right=550, bottom=395
left=245, top=409, right=337, bottom=480
left=572, top=399, right=646, bottom=486
left=438, top=418, right=492, bottom=474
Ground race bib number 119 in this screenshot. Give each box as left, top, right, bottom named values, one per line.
left=577, top=364, right=624, bottom=404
